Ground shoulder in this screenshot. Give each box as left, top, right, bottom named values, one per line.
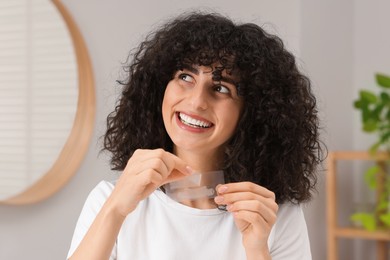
left=273, top=203, right=308, bottom=239
left=67, top=181, right=116, bottom=259
left=269, top=203, right=312, bottom=260
left=78, top=180, right=116, bottom=219
left=277, top=202, right=306, bottom=223
left=87, top=180, right=115, bottom=201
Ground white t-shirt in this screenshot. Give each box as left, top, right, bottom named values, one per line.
left=67, top=181, right=312, bottom=260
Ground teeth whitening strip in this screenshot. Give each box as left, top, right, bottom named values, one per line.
left=165, top=170, right=224, bottom=202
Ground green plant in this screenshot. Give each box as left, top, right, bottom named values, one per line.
left=351, top=73, right=390, bottom=231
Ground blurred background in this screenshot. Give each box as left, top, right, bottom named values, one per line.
left=0, top=0, right=389, bottom=259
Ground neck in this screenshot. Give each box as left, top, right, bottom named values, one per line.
left=169, top=146, right=226, bottom=210
left=173, top=146, right=224, bottom=173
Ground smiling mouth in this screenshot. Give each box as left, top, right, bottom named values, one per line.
left=178, top=112, right=213, bottom=128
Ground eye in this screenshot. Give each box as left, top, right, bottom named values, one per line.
left=178, top=73, right=194, bottom=83
left=214, top=85, right=230, bottom=94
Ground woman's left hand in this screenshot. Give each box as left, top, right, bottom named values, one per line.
left=214, top=182, right=278, bottom=259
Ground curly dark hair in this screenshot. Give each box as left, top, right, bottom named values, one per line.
left=103, top=12, right=325, bottom=204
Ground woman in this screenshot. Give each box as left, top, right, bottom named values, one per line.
left=68, top=12, right=323, bottom=260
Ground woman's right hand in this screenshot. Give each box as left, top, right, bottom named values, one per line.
left=68, top=148, right=192, bottom=260
left=106, top=149, right=192, bottom=218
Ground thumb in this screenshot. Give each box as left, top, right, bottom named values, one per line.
left=171, top=154, right=194, bottom=176
left=162, top=169, right=190, bottom=185
left=162, top=154, right=194, bottom=184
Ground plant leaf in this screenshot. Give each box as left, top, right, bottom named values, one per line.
left=369, top=142, right=381, bottom=154
left=379, top=131, right=390, bottom=144
left=380, top=92, right=390, bottom=103
left=350, top=213, right=377, bottom=231
left=376, top=199, right=389, bottom=211
left=354, top=99, right=364, bottom=109
left=364, top=165, right=379, bottom=189
left=379, top=213, right=390, bottom=227
left=376, top=73, right=390, bottom=88
left=360, top=90, right=378, bottom=103
left=372, top=103, right=384, bottom=121
left=363, top=120, right=378, bottom=132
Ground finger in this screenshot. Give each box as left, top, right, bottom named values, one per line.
left=162, top=169, right=190, bottom=185
left=164, top=151, right=193, bottom=176
left=131, top=157, right=167, bottom=177
left=132, top=169, right=165, bottom=200
left=217, top=182, right=275, bottom=199
left=233, top=210, right=270, bottom=233
left=136, top=149, right=170, bottom=175
left=141, top=149, right=192, bottom=177
left=126, top=149, right=192, bottom=180
left=123, top=149, right=194, bottom=187
left=124, top=149, right=163, bottom=174
left=227, top=200, right=277, bottom=225
left=136, top=169, right=164, bottom=187
left=157, top=152, right=194, bottom=185
left=215, top=191, right=271, bottom=205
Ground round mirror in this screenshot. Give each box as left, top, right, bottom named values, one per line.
left=0, top=0, right=95, bottom=205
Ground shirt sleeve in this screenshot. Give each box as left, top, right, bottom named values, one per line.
left=66, top=181, right=117, bottom=260
left=269, top=203, right=312, bottom=260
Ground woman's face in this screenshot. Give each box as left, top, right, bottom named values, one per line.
left=162, top=64, right=243, bottom=155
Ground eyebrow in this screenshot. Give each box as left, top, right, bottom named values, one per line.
left=181, top=64, right=238, bottom=86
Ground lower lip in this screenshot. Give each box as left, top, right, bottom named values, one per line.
left=175, top=113, right=213, bottom=133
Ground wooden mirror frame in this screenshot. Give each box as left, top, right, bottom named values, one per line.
left=1, top=0, right=95, bottom=205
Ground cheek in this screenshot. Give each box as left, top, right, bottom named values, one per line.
left=218, top=105, right=242, bottom=140
left=229, top=111, right=241, bottom=131
left=162, top=83, right=176, bottom=122
left=162, top=93, right=170, bottom=122
left=226, top=102, right=243, bottom=125
left=227, top=104, right=244, bottom=135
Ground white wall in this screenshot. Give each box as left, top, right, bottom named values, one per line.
left=0, top=1, right=303, bottom=259
left=300, top=1, right=355, bottom=259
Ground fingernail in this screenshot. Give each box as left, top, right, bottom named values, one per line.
left=214, top=196, right=224, bottom=203
left=226, top=204, right=233, bottom=211
left=218, top=185, right=228, bottom=194
left=185, top=166, right=194, bottom=175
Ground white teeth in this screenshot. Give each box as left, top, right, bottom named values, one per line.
left=179, top=113, right=211, bottom=128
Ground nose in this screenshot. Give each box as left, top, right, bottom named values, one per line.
left=189, top=83, right=208, bottom=111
